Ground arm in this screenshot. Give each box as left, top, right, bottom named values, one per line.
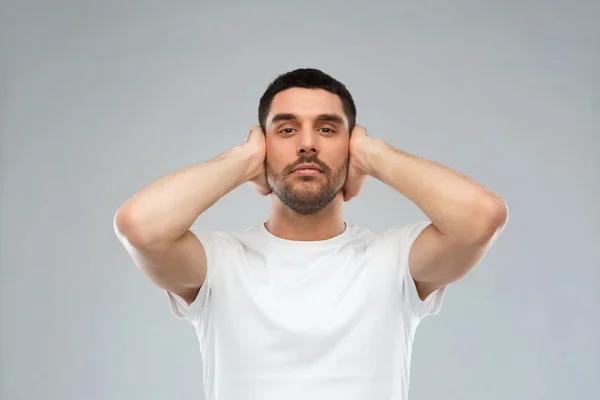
left=114, top=127, right=268, bottom=304
left=351, top=127, right=508, bottom=300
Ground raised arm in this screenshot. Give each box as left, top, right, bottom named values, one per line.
left=113, top=127, right=268, bottom=304
left=346, top=126, right=508, bottom=301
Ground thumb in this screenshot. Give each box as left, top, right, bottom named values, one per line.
left=351, top=124, right=368, bottom=138
left=246, top=125, right=264, bottom=143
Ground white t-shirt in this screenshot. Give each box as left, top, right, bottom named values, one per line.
left=167, top=221, right=446, bottom=400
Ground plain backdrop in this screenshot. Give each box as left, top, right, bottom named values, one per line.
left=1, top=1, right=598, bottom=399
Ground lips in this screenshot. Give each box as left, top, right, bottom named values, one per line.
left=292, top=164, right=322, bottom=173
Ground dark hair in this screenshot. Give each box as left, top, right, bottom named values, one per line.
left=258, top=68, right=356, bottom=133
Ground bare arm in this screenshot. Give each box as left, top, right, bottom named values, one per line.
left=351, top=127, right=508, bottom=300
left=114, top=127, right=268, bottom=304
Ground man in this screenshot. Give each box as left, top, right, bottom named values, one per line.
left=114, top=68, right=508, bottom=400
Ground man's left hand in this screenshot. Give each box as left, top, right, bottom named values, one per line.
left=343, top=125, right=372, bottom=202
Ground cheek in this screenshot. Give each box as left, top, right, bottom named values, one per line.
left=265, top=138, right=277, bottom=157
left=323, top=144, right=349, bottom=168
left=265, top=139, right=290, bottom=171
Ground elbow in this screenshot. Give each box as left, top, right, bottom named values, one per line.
left=472, top=195, right=509, bottom=243
left=486, top=195, right=509, bottom=229
left=113, top=202, right=148, bottom=248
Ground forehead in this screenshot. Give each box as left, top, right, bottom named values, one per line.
left=267, top=88, right=346, bottom=124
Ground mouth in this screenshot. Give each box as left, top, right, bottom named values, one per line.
left=291, top=164, right=323, bottom=176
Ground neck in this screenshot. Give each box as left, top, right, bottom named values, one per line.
left=265, top=193, right=346, bottom=241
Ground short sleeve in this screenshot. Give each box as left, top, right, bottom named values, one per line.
left=384, top=221, right=446, bottom=320
left=165, top=227, right=225, bottom=324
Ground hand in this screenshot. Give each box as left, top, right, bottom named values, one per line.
left=244, top=126, right=271, bottom=196
left=343, top=125, right=371, bottom=202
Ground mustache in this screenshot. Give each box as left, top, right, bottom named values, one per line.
left=284, top=154, right=331, bottom=174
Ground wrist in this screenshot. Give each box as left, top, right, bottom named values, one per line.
left=234, top=142, right=265, bottom=183
left=358, top=137, right=384, bottom=177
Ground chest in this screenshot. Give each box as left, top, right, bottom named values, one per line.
left=208, top=248, right=404, bottom=375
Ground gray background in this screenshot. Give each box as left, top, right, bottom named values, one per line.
left=1, top=0, right=598, bottom=399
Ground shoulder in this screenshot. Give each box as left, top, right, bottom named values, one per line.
left=345, top=223, right=377, bottom=242
left=188, top=224, right=272, bottom=254
left=189, top=226, right=236, bottom=244
left=345, top=221, right=431, bottom=251
left=379, top=221, right=432, bottom=247
left=186, top=226, right=247, bottom=262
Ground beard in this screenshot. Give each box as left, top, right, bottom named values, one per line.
left=266, top=154, right=348, bottom=215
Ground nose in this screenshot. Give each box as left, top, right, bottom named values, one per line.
left=297, top=130, right=319, bottom=156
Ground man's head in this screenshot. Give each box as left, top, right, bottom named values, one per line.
left=258, top=68, right=356, bottom=215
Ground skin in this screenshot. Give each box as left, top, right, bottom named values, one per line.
left=261, top=87, right=352, bottom=241
left=114, top=87, right=508, bottom=305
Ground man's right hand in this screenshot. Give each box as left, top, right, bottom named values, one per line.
left=244, top=125, right=271, bottom=196
left=114, top=125, right=274, bottom=305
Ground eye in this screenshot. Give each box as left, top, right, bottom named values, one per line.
left=279, top=128, right=296, bottom=135
left=319, top=127, right=336, bottom=134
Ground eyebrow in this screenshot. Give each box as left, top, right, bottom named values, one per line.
left=270, top=113, right=346, bottom=126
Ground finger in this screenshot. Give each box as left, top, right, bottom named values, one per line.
left=248, top=181, right=270, bottom=196
left=246, top=125, right=263, bottom=142
left=343, top=168, right=358, bottom=201
left=247, top=170, right=272, bottom=196
left=258, top=174, right=272, bottom=196
left=351, top=125, right=367, bottom=137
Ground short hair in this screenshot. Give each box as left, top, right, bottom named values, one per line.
left=258, top=68, right=356, bottom=133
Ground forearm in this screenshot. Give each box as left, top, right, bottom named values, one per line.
left=365, top=139, right=507, bottom=237
left=115, top=144, right=256, bottom=247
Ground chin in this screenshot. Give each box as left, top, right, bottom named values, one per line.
left=293, top=180, right=326, bottom=191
